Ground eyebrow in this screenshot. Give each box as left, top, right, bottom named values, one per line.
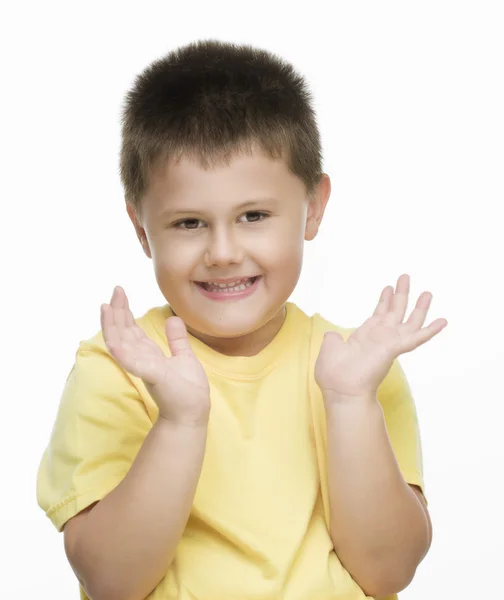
left=159, top=198, right=278, bottom=218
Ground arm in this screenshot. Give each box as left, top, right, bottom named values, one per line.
left=324, top=393, right=432, bottom=598
left=64, top=417, right=208, bottom=600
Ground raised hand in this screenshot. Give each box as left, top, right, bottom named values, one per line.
left=101, top=286, right=210, bottom=425
left=315, top=274, right=448, bottom=399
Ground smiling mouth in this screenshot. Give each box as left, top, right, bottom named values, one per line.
left=196, top=276, right=259, bottom=292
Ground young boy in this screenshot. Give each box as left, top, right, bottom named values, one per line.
left=37, top=39, right=446, bottom=600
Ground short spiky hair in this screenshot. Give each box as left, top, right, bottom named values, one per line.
left=119, top=39, right=323, bottom=217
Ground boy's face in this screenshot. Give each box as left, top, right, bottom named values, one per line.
left=127, top=146, right=330, bottom=355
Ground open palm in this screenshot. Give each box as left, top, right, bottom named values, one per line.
left=101, top=286, right=210, bottom=423
left=315, top=274, right=448, bottom=398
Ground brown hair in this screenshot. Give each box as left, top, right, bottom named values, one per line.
left=119, top=39, right=323, bottom=217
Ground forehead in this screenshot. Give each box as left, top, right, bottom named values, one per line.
left=145, top=147, right=306, bottom=207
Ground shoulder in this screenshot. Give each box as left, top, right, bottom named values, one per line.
left=289, top=304, right=357, bottom=345
left=285, top=305, right=357, bottom=371
left=311, top=311, right=356, bottom=338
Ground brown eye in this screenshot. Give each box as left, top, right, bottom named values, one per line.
left=240, top=211, right=268, bottom=223
left=174, top=219, right=203, bottom=230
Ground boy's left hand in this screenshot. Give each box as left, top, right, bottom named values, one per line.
left=315, top=274, right=448, bottom=400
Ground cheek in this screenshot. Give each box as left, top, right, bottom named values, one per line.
left=153, top=236, right=200, bottom=264
left=260, top=220, right=305, bottom=265
left=251, top=239, right=303, bottom=288
left=152, top=238, right=199, bottom=277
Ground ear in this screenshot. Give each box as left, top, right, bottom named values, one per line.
left=126, top=203, right=152, bottom=259
left=305, top=174, right=331, bottom=241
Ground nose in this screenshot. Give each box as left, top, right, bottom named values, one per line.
left=204, top=226, right=244, bottom=267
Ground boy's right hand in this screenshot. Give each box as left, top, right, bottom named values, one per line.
left=100, top=286, right=210, bottom=426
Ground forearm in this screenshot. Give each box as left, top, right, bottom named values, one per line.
left=324, top=394, right=430, bottom=596
left=73, top=418, right=208, bottom=600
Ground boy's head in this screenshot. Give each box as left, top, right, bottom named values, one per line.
left=120, top=39, right=331, bottom=354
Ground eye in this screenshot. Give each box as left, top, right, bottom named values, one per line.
left=173, top=218, right=205, bottom=230
left=239, top=211, right=269, bottom=223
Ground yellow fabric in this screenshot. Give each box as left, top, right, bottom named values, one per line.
left=37, top=302, right=425, bottom=600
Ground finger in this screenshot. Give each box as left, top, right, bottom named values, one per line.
left=100, top=303, right=106, bottom=334
left=112, top=287, right=127, bottom=331
left=121, top=287, right=136, bottom=329
left=405, top=318, right=448, bottom=351
left=373, top=286, right=393, bottom=317
left=110, top=286, right=118, bottom=305
left=388, top=274, right=410, bottom=324
left=165, top=317, right=194, bottom=357
left=115, top=287, right=141, bottom=343
left=116, top=286, right=126, bottom=309
left=101, top=304, right=121, bottom=349
left=405, top=292, right=432, bottom=330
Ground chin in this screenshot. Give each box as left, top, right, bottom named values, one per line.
left=196, top=316, right=261, bottom=339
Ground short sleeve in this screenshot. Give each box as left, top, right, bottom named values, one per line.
left=36, top=335, right=154, bottom=532
left=377, top=357, right=427, bottom=504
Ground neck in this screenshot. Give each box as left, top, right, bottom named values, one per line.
left=186, top=306, right=287, bottom=357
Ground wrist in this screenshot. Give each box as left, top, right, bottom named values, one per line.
left=323, top=392, right=384, bottom=427
left=322, top=390, right=378, bottom=406
left=155, top=412, right=210, bottom=430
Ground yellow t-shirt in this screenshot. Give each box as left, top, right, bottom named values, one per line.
left=37, top=302, right=425, bottom=600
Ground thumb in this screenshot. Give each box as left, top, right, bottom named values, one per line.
left=319, top=330, right=345, bottom=357
left=165, top=316, right=194, bottom=357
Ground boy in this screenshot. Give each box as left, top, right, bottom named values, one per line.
left=37, top=39, right=446, bottom=600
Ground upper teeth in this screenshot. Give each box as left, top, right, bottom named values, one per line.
left=203, top=277, right=255, bottom=291
left=211, top=278, right=250, bottom=287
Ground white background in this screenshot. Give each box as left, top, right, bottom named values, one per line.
left=2, top=1, right=503, bottom=598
